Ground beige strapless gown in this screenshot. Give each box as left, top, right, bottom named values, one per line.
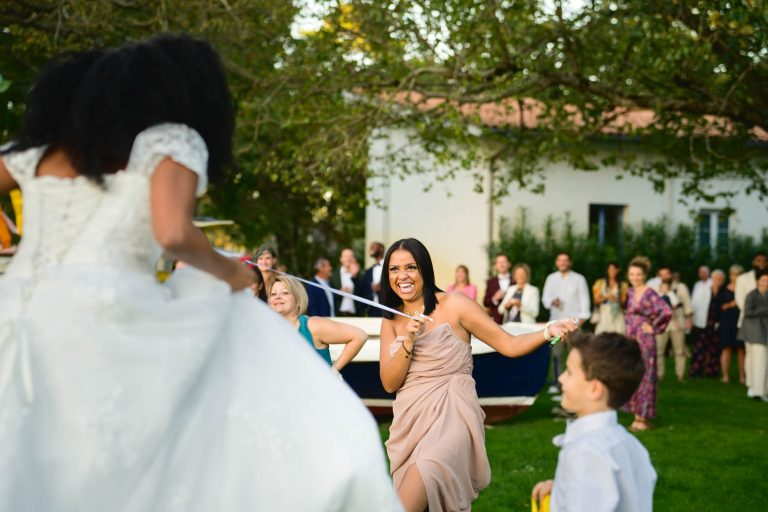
left=386, top=323, right=491, bottom=511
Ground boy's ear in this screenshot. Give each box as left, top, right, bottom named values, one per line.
left=589, top=379, right=609, bottom=404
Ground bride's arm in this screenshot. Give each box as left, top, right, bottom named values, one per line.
left=151, top=157, right=253, bottom=291
left=455, top=293, right=576, bottom=357
left=0, top=157, right=18, bottom=193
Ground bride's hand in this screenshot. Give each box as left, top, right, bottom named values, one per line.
left=222, top=259, right=256, bottom=292
left=549, top=318, right=579, bottom=339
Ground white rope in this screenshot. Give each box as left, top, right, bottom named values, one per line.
left=244, top=259, right=431, bottom=322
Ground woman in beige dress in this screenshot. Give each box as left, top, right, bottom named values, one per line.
left=379, top=239, right=577, bottom=511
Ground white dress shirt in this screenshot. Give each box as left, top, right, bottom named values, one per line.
left=371, top=261, right=383, bottom=303
left=491, top=273, right=512, bottom=306
left=339, top=268, right=356, bottom=314
left=691, top=279, right=712, bottom=329
left=541, top=271, right=591, bottom=321
left=551, top=411, right=657, bottom=512
left=498, top=274, right=511, bottom=294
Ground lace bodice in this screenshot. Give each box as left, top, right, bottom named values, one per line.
left=2, top=124, right=208, bottom=279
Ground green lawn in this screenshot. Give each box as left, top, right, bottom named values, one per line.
left=379, top=360, right=768, bottom=511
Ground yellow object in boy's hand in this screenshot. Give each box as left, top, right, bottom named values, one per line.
left=531, top=494, right=550, bottom=512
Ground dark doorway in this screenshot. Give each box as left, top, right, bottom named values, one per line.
left=589, top=204, right=626, bottom=247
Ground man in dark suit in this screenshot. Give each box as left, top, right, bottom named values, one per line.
left=306, top=257, right=335, bottom=317
left=330, top=248, right=364, bottom=316
left=483, top=254, right=512, bottom=324
left=362, top=241, right=386, bottom=317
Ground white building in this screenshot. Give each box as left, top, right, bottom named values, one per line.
left=365, top=127, right=767, bottom=291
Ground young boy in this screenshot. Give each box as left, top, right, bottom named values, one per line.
left=532, top=332, right=657, bottom=511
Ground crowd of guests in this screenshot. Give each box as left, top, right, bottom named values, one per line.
left=246, top=243, right=768, bottom=427
left=471, top=250, right=768, bottom=411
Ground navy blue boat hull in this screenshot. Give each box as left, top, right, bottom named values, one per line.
left=340, top=343, right=550, bottom=424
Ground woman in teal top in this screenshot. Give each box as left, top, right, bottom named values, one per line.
left=298, top=314, right=332, bottom=365
left=270, top=276, right=367, bottom=372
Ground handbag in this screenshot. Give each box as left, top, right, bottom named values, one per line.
left=590, top=306, right=601, bottom=325
left=532, top=494, right=550, bottom=512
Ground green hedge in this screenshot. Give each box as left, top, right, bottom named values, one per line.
left=489, top=208, right=767, bottom=300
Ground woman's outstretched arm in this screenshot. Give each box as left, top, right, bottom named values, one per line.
left=455, top=293, right=576, bottom=357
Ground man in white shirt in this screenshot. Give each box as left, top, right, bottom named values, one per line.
left=363, top=241, right=386, bottom=317
left=690, top=265, right=712, bottom=331
left=735, top=252, right=768, bottom=394
left=532, top=332, right=656, bottom=512
left=331, top=248, right=363, bottom=316
left=542, top=253, right=591, bottom=392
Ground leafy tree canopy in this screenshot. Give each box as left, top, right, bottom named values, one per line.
left=341, top=0, right=768, bottom=203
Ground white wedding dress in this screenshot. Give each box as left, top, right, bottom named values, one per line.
left=0, top=124, right=402, bottom=512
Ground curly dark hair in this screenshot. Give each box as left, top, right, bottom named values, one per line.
left=3, top=33, right=234, bottom=185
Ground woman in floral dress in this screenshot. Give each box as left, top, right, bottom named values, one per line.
left=623, top=256, right=672, bottom=431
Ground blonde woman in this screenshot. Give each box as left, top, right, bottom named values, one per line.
left=498, top=263, right=540, bottom=324
left=269, top=275, right=367, bottom=371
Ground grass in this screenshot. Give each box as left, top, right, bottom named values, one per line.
left=378, top=360, right=768, bottom=511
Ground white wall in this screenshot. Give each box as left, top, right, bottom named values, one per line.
left=366, top=128, right=768, bottom=297
left=366, top=129, right=492, bottom=293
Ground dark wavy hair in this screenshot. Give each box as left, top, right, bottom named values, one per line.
left=3, top=33, right=234, bottom=184
left=380, top=238, right=443, bottom=320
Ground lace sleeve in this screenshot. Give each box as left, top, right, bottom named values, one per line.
left=126, top=123, right=209, bottom=197
left=1, top=143, right=47, bottom=187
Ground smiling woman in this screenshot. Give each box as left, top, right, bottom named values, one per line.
left=269, top=275, right=367, bottom=373
left=377, top=238, right=578, bottom=512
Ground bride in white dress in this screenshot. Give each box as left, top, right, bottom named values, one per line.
left=0, top=34, right=401, bottom=511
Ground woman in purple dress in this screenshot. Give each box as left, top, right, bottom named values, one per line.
left=623, top=256, right=672, bottom=431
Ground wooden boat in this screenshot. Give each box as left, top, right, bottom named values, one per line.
left=330, top=318, right=549, bottom=424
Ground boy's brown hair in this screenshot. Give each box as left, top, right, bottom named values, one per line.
left=569, top=331, right=646, bottom=409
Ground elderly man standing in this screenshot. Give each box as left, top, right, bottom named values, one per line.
left=542, top=252, right=591, bottom=393
left=736, top=251, right=768, bottom=396
left=306, top=257, right=335, bottom=317
left=691, top=265, right=712, bottom=334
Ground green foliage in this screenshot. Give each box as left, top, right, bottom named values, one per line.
left=2, top=1, right=767, bottom=270
left=348, top=0, right=768, bottom=204
left=491, top=208, right=767, bottom=312
left=0, top=0, right=373, bottom=273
